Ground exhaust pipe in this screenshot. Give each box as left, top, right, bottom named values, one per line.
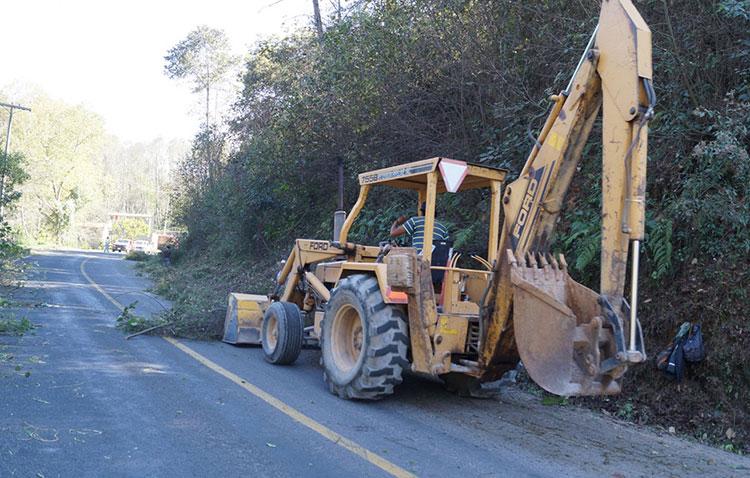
left=333, top=157, right=346, bottom=242
left=333, top=210, right=346, bottom=242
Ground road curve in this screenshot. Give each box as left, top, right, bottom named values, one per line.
left=1, top=250, right=748, bottom=477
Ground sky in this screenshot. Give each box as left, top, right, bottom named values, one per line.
left=0, top=0, right=319, bottom=143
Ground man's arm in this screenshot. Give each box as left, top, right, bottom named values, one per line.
left=390, top=215, right=407, bottom=238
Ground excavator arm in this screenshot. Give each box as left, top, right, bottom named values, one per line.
left=481, top=0, right=654, bottom=395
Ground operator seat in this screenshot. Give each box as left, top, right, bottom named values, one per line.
left=431, top=240, right=452, bottom=288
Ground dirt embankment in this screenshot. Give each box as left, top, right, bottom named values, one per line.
left=570, top=258, right=750, bottom=455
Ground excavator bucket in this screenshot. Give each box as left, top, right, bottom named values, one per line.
left=222, top=293, right=269, bottom=345
left=509, top=251, right=638, bottom=396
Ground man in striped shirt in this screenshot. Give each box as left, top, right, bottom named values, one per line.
left=390, top=203, right=449, bottom=254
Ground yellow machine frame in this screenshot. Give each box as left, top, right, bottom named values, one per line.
left=267, top=157, right=509, bottom=380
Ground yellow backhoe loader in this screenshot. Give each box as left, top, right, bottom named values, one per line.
left=223, top=0, right=654, bottom=399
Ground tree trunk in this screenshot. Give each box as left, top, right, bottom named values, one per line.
left=312, top=0, right=324, bottom=41
left=205, top=62, right=212, bottom=183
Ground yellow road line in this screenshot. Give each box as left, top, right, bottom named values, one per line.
left=80, top=258, right=125, bottom=310
left=164, top=337, right=416, bottom=478
left=79, top=257, right=415, bottom=478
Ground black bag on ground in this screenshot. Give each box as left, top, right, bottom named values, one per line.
left=666, top=340, right=686, bottom=382
left=683, top=323, right=705, bottom=362
left=655, top=346, right=672, bottom=371
left=655, top=321, right=692, bottom=382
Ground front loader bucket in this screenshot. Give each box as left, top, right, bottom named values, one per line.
left=509, top=252, right=636, bottom=396
left=222, top=293, right=269, bottom=345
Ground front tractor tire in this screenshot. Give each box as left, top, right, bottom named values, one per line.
left=321, top=274, right=409, bottom=400
left=261, top=301, right=303, bottom=365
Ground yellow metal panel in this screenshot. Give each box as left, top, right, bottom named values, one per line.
left=357, top=157, right=506, bottom=192
left=434, top=315, right=469, bottom=355
left=619, top=0, right=652, bottom=79
left=304, top=271, right=331, bottom=302
left=407, top=258, right=437, bottom=373
left=600, top=93, right=634, bottom=298
left=233, top=293, right=267, bottom=309
left=223, top=293, right=268, bottom=345
left=296, top=239, right=344, bottom=264
left=465, top=163, right=507, bottom=183
left=358, top=158, right=438, bottom=185
left=276, top=248, right=296, bottom=285
left=315, top=261, right=344, bottom=284
left=488, top=180, right=502, bottom=264
left=313, top=311, right=324, bottom=339
left=339, top=184, right=370, bottom=244
left=597, top=0, right=649, bottom=121
left=338, top=262, right=396, bottom=302
left=422, top=171, right=438, bottom=263
left=449, top=301, right=480, bottom=316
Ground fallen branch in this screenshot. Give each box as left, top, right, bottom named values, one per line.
left=125, top=322, right=174, bottom=340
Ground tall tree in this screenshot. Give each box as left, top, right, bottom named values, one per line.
left=164, top=26, right=237, bottom=187
left=0, top=89, right=107, bottom=244
left=312, top=0, right=324, bottom=41
left=164, top=26, right=237, bottom=130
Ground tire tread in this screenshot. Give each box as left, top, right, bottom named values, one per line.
left=322, top=274, right=409, bottom=400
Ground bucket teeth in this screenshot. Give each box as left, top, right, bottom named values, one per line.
left=547, top=253, right=559, bottom=269
left=508, top=251, right=570, bottom=287
left=506, top=249, right=518, bottom=267
left=526, top=252, right=538, bottom=269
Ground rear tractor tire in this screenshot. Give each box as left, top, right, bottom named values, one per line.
left=261, top=301, right=303, bottom=365
left=321, top=274, right=409, bottom=400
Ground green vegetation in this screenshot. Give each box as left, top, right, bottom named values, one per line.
left=125, top=250, right=149, bottom=262
left=0, top=316, right=32, bottom=336
left=147, top=0, right=749, bottom=452
left=164, top=26, right=238, bottom=128
left=112, top=217, right=150, bottom=241
left=0, top=88, right=186, bottom=248
left=136, top=253, right=275, bottom=339
left=115, top=302, right=151, bottom=333
left=541, top=395, right=569, bottom=407
left=0, top=145, right=30, bottom=290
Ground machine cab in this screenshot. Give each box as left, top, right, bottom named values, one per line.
left=339, top=157, right=508, bottom=308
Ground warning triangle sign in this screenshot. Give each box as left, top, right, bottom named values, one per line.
left=439, top=159, right=469, bottom=193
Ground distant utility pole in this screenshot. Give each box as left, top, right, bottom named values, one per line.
left=0, top=101, right=31, bottom=219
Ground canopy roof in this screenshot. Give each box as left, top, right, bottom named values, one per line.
left=357, top=157, right=507, bottom=193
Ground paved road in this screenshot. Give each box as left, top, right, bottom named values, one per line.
left=1, top=250, right=748, bottom=477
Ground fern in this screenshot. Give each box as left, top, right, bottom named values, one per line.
left=562, top=218, right=601, bottom=275
left=647, top=218, right=673, bottom=280
left=574, top=232, right=601, bottom=272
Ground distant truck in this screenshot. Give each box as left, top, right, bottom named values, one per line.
left=112, top=239, right=132, bottom=253
left=152, top=233, right=178, bottom=252
left=132, top=240, right=151, bottom=253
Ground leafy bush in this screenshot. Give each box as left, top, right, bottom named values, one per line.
left=0, top=222, right=28, bottom=287
left=669, top=104, right=750, bottom=262
left=0, top=317, right=32, bottom=335
left=125, top=250, right=148, bottom=261
left=111, top=217, right=150, bottom=240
